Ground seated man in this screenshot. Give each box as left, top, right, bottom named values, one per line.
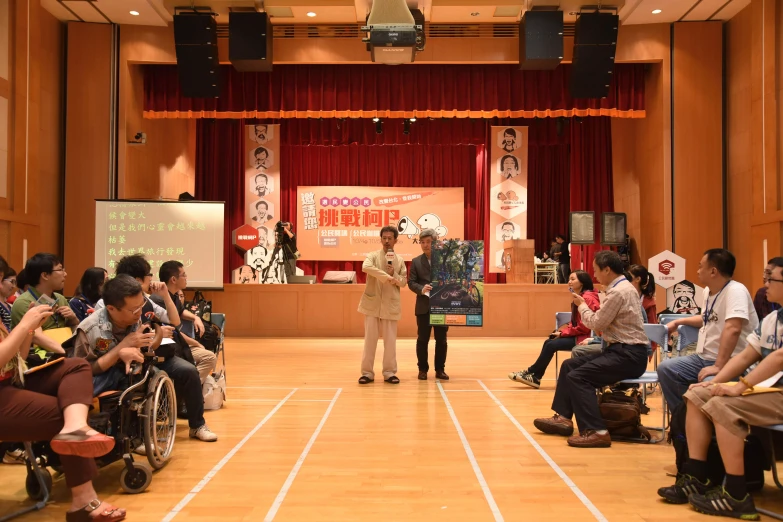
left=72, top=275, right=218, bottom=442
left=657, top=256, right=783, bottom=520
left=533, top=251, right=649, bottom=448
left=11, top=253, right=79, bottom=361
left=150, top=261, right=215, bottom=383
left=658, top=249, right=758, bottom=411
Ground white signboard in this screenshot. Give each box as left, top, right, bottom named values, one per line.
left=648, top=250, right=686, bottom=289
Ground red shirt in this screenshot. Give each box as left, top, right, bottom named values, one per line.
left=561, top=290, right=600, bottom=343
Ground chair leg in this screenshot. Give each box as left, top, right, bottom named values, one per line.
left=554, top=352, right=559, bottom=379
left=770, top=429, right=782, bottom=490
left=0, top=443, right=50, bottom=522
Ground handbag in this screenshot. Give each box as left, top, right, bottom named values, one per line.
left=597, top=387, right=651, bottom=442
left=185, top=291, right=212, bottom=323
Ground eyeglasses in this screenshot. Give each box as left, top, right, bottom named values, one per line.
left=122, top=303, right=145, bottom=314
left=3, top=279, right=16, bottom=285
left=50, top=268, right=65, bottom=273
left=765, top=277, right=783, bottom=284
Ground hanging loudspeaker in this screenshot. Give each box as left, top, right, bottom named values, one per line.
left=569, top=211, right=595, bottom=245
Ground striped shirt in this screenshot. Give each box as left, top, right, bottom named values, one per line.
left=578, top=275, right=648, bottom=346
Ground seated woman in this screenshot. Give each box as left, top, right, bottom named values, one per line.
left=508, top=270, right=600, bottom=388
left=0, top=281, right=125, bottom=519
left=657, top=256, right=783, bottom=519
left=69, top=268, right=108, bottom=323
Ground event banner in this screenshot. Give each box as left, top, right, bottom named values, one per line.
left=489, top=126, right=528, bottom=273
left=231, top=124, right=284, bottom=284
left=430, top=240, right=484, bottom=326
left=296, top=186, right=464, bottom=261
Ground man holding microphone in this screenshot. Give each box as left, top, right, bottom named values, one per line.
left=408, top=229, right=449, bottom=380
left=357, top=226, right=407, bottom=384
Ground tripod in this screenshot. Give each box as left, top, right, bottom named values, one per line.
left=260, top=242, right=287, bottom=284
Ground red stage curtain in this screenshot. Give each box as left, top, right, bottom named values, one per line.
left=195, top=117, right=607, bottom=283
left=569, top=117, right=615, bottom=274
left=145, top=64, right=646, bottom=120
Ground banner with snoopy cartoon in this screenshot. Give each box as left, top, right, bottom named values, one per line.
left=295, top=186, right=464, bottom=261
left=489, top=126, right=528, bottom=273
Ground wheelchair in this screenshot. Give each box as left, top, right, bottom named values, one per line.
left=23, top=323, right=177, bottom=498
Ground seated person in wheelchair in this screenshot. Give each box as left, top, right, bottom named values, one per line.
left=657, top=256, right=783, bottom=520
left=71, top=275, right=218, bottom=443
left=0, top=277, right=126, bottom=520
left=95, top=254, right=215, bottom=385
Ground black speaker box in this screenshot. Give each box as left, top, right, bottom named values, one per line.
left=601, top=212, right=627, bottom=245
left=574, top=12, right=618, bottom=45
left=229, top=12, right=273, bottom=72
left=570, top=45, right=615, bottom=98
left=569, top=211, right=595, bottom=245
left=519, top=10, right=563, bottom=70
left=173, top=13, right=220, bottom=98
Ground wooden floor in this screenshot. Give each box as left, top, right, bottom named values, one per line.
left=1, top=338, right=782, bottom=522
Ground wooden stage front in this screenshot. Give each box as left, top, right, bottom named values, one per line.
left=200, top=284, right=573, bottom=338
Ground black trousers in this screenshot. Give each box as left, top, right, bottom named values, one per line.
left=551, top=344, right=648, bottom=433
left=528, top=336, right=576, bottom=379
left=559, top=262, right=571, bottom=284
left=416, top=314, right=448, bottom=372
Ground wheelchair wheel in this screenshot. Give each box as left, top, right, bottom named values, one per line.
left=120, top=462, right=152, bottom=494
left=143, top=370, right=176, bottom=470
left=25, top=468, right=52, bottom=501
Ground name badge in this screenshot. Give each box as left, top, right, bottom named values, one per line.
left=695, top=326, right=706, bottom=354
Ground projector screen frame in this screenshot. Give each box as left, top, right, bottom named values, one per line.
left=94, top=199, right=226, bottom=291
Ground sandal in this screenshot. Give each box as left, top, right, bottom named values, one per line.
left=66, top=499, right=126, bottom=522
left=384, top=376, right=400, bottom=384
left=51, top=427, right=114, bottom=458
left=358, top=376, right=374, bottom=384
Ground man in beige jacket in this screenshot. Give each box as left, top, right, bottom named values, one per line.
left=358, top=226, right=407, bottom=384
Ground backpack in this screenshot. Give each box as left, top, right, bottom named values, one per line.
left=202, top=371, right=226, bottom=410
left=198, top=322, right=221, bottom=354
left=597, top=387, right=651, bottom=442
left=668, top=401, right=767, bottom=491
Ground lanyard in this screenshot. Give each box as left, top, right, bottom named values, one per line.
left=610, top=278, right=626, bottom=290
left=703, top=281, right=731, bottom=326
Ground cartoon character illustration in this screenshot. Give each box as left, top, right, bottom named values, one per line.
left=397, top=216, right=420, bottom=238
left=499, top=155, right=520, bottom=180
left=417, top=213, right=448, bottom=239
left=500, top=128, right=518, bottom=153
left=233, top=265, right=257, bottom=284
left=671, top=280, right=701, bottom=315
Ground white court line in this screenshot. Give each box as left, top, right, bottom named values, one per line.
left=445, top=389, right=544, bottom=393
left=264, top=389, right=342, bottom=521
left=436, top=381, right=504, bottom=522
left=228, top=386, right=339, bottom=390
left=231, top=399, right=333, bottom=403
left=477, top=380, right=607, bottom=522
left=161, top=389, right=298, bottom=522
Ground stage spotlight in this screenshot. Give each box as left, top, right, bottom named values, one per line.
left=375, top=120, right=383, bottom=134
left=403, top=120, right=411, bottom=135
left=372, top=117, right=380, bottom=123
left=409, top=117, right=416, bottom=122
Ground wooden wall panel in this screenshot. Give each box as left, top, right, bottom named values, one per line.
left=727, top=6, right=754, bottom=289
left=196, top=284, right=572, bottom=338
left=63, top=23, right=112, bottom=280
left=611, top=117, right=641, bottom=264
left=673, top=22, right=724, bottom=282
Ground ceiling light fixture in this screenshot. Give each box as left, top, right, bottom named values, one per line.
left=651, top=9, right=661, bottom=14
left=306, top=11, right=316, bottom=17
left=129, top=10, right=139, bottom=15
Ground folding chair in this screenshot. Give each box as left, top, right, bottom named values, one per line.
left=553, top=312, right=572, bottom=379
left=658, top=314, right=698, bottom=357
left=755, top=425, right=783, bottom=520
left=0, top=442, right=50, bottom=522
left=210, top=313, right=227, bottom=383
left=617, top=323, right=670, bottom=443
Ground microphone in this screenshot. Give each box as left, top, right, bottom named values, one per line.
left=385, top=250, right=395, bottom=266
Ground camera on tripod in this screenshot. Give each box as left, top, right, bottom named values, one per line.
left=274, top=221, right=288, bottom=244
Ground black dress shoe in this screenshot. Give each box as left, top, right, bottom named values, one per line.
left=435, top=371, right=449, bottom=380
left=418, top=371, right=427, bottom=380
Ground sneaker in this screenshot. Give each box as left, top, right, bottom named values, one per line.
left=133, top=444, right=147, bottom=456
left=657, top=474, right=712, bottom=504
left=688, top=487, right=759, bottom=520
left=508, top=370, right=540, bottom=389
left=3, top=449, right=25, bottom=465
left=189, top=424, right=218, bottom=442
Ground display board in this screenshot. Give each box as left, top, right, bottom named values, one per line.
left=296, top=186, right=464, bottom=261
left=488, top=126, right=528, bottom=273
left=430, top=239, right=484, bottom=326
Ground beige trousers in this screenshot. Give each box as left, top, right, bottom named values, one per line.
left=190, top=344, right=217, bottom=384
left=361, top=315, right=398, bottom=380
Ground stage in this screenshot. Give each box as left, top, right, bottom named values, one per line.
left=199, top=284, right=573, bottom=338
